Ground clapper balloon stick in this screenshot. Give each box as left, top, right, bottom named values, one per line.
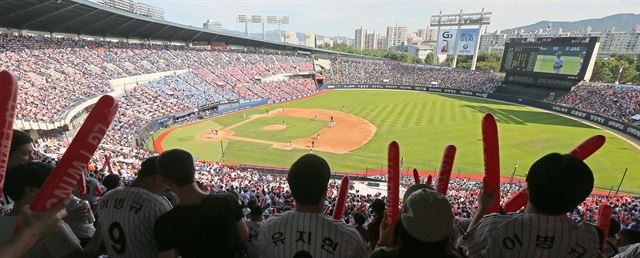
left=436, top=145, right=457, bottom=196
left=482, top=113, right=501, bottom=213
left=332, top=176, right=350, bottom=220
left=0, top=71, right=18, bottom=207
left=385, top=141, right=400, bottom=225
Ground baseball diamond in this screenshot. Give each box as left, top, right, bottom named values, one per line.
left=152, top=89, right=640, bottom=193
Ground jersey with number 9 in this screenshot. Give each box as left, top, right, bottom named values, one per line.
left=96, top=187, right=173, bottom=258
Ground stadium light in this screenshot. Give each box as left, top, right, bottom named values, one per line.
left=251, top=15, right=262, bottom=24
left=279, top=16, right=289, bottom=25
left=267, top=16, right=278, bottom=24
left=237, top=15, right=249, bottom=36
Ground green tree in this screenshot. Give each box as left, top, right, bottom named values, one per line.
left=590, top=58, right=615, bottom=82
left=425, top=52, right=436, bottom=65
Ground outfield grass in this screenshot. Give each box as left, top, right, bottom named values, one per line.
left=534, top=55, right=582, bottom=75
left=154, top=90, right=640, bottom=193
left=232, top=117, right=326, bottom=143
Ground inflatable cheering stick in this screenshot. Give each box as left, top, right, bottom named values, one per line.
left=385, top=141, right=400, bottom=225
left=436, top=145, right=457, bottom=196
left=482, top=113, right=501, bottom=213
left=29, top=95, right=118, bottom=212
left=332, top=176, right=350, bottom=220
left=0, top=71, right=18, bottom=205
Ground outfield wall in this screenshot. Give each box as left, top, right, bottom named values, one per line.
left=321, top=84, right=640, bottom=142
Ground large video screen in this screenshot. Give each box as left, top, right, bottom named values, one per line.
left=500, top=37, right=599, bottom=81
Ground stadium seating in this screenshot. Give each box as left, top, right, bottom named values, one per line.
left=0, top=34, right=315, bottom=122
left=554, top=82, right=640, bottom=124
left=323, top=59, right=503, bottom=92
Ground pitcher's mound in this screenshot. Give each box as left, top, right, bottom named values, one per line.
left=264, top=124, right=287, bottom=131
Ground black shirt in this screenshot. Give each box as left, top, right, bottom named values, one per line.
left=154, top=193, right=243, bottom=258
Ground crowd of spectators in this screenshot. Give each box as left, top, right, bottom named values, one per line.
left=323, top=59, right=504, bottom=93
left=6, top=137, right=640, bottom=257
left=4, top=32, right=640, bottom=258
left=0, top=33, right=315, bottom=122
left=554, top=82, right=640, bottom=125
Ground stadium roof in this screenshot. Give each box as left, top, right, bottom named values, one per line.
left=0, top=0, right=353, bottom=56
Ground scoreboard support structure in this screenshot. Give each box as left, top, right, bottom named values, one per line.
left=430, top=9, right=492, bottom=70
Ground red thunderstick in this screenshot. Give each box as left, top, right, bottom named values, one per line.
left=597, top=204, right=612, bottom=250
left=29, top=95, right=118, bottom=212
left=436, top=145, right=457, bottom=195
left=569, top=135, right=606, bottom=160
left=79, top=172, right=88, bottom=197
left=385, top=141, right=400, bottom=225
left=332, top=176, right=350, bottom=220
left=502, top=135, right=606, bottom=212
left=0, top=71, right=18, bottom=205
left=426, top=175, right=433, bottom=185
left=412, top=168, right=420, bottom=185
left=482, top=113, right=501, bottom=213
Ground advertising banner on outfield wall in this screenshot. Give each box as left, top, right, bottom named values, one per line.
left=456, top=29, right=479, bottom=56
left=436, top=29, right=457, bottom=55
left=323, top=84, right=640, bottom=141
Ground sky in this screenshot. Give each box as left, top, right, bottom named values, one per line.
left=141, top=0, right=638, bottom=38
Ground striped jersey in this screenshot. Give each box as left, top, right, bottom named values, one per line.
left=256, top=210, right=368, bottom=258
left=96, top=186, right=172, bottom=258
left=457, top=213, right=601, bottom=258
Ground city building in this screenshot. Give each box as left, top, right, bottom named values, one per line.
left=355, top=26, right=367, bottom=50
left=479, top=30, right=506, bottom=52
left=417, top=27, right=438, bottom=42
left=407, top=45, right=434, bottom=60
left=304, top=32, right=316, bottom=47
left=365, top=32, right=379, bottom=49
left=98, top=0, right=164, bottom=20
left=386, top=24, right=408, bottom=47
left=202, top=19, right=222, bottom=32
left=378, top=36, right=388, bottom=49
left=318, top=38, right=334, bottom=47
left=283, top=31, right=298, bottom=45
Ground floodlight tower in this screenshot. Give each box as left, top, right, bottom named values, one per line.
left=278, top=16, right=289, bottom=42
left=237, top=15, right=248, bottom=36
left=250, top=15, right=263, bottom=39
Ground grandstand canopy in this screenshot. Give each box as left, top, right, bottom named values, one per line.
left=0, top=0, right=344, bottom=55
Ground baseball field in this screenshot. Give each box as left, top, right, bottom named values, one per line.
left=150, top=89, right=640, bottom=193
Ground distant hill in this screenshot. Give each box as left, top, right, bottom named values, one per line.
left=502, top=13, right=639, bottom=34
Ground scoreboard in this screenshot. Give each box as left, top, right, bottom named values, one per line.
left=500, top=37, right=600, bottom=87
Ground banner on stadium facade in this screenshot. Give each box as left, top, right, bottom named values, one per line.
left=456, top=29, right=479, bottom=56
left=436, top=29, right=457, bottom=55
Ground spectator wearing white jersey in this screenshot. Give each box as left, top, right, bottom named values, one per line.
left=96, top=156, right=173, bottom=258
left=0, top=162, right=97, bottom=258
left=457, top=153, right=602, bottom=258
left=154, top=149, right=248, bottom=258
left=255, top=154, right=368, bottom=258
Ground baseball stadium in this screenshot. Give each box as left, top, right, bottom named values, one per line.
left=1, top=0, right=639, bottom=257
